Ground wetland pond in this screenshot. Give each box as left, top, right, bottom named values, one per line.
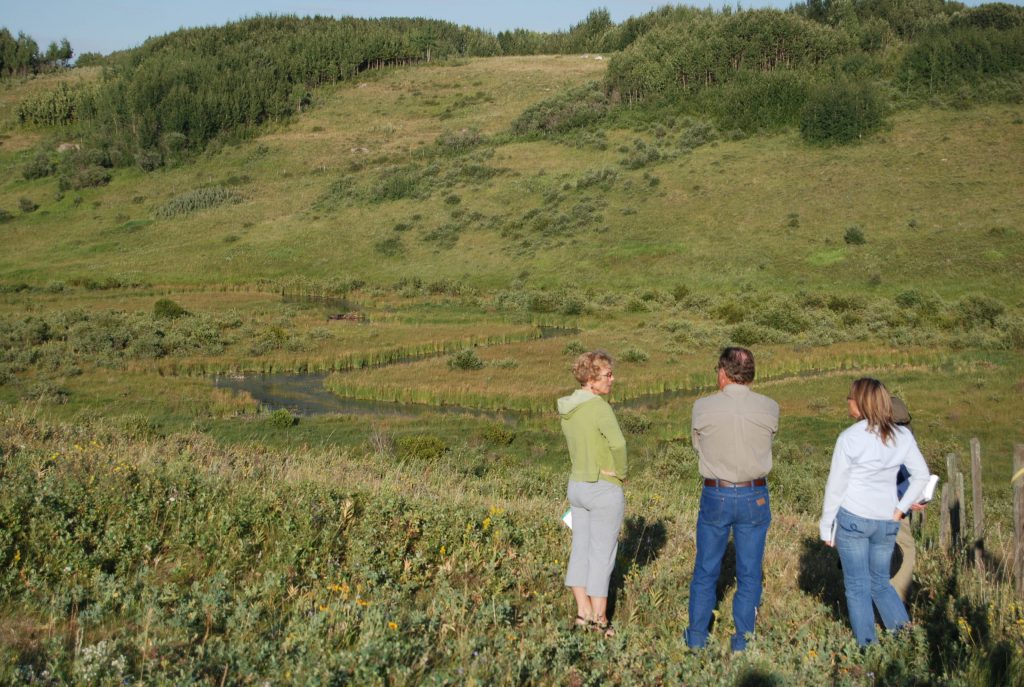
left=213, top=325, right=579, bottom=419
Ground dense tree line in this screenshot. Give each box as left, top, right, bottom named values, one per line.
left=13, top=2, right=1024, bottom=163
left=600, top=1, right=1024, bottom=141
left=0, top=28, right=72, bottom=77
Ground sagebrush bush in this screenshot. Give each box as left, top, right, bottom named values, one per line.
left=620, top=346, right=649, bottom=363
left=156, top=186, right=242, bottom=218
left=617, top=410, right=652, bottom=434
left=447, top=349, right=484, bottom=370
left=18, top=198, right=38, bottom=213
left=153, top=298, right=189, bottom=320
left=58, top=164, right=113, bottom=191
left=22, top=152, right=56, bottom=180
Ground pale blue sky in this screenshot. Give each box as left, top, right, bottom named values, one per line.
left=0, top=1, right=819, bottom=57
left=6, top=0, right=1017, bottom=58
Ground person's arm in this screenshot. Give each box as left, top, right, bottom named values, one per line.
left=895, top=435, right=929, bottom=515
left=819, top=435, right=851, bottom=544
left=597, top=403, right=627, bottom=480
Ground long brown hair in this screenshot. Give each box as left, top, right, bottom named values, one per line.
left=849, top=377, right=897, bottom=445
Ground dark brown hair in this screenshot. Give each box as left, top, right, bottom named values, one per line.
left=718, top=347, right=755, bottom=384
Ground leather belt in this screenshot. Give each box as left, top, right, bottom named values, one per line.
left=703, top=478, right=767, bottom=488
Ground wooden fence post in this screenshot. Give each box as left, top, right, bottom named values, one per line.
left=970, top=438, right=984, bottom=571
left=1014, top=444, right=1024, bottom=598
left=940, top=483, right=951, bottom=553
left=946, top=453, right=962, bottom=550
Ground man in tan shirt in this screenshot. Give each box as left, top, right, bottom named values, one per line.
left=685, top=347, right=779, bottom=652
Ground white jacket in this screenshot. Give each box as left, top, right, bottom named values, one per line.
left=819, top=420, right=929, bottom=541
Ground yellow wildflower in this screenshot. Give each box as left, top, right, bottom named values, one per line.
left=388, top=621, right=398, bottom=630
left=440, top=546, right=446, bottom=556
left=482, top=517, right=491, bottom=530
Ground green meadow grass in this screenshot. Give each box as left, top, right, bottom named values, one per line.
left=1, top=55, right=1023, bottom=684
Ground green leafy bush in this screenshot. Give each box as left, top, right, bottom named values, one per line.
left=479, top=423, right=516, bottom=446
left=510, top=81, right=610, bottom=136
left=153, top=298, right=189, bottom=320
left=447, top=349, right=484, bottom=371
left=800, top=79, right=886, bottom=145
left=19, top=197, right=38, bottom=213
left=618, top=410, right=652, bottom=434
left=268, top=408, right=298, bottom=428
left=844, top=225, right=866, bottom=245
left=396, top=433, right=447, bottom=460
left=563, top=339, right=585, bottom=356
left=956, top=294, right=1005, bottom=329
left=22, top=152, right=56, bottom=180
left=620, top=346, right=649, bottom=363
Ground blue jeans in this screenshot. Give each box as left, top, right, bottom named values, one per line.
left=835, top=508, right=909, bottom=645
left=686, top=484, right=771, bottom=651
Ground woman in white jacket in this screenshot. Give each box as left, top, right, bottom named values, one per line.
left=819, top=378, right=930, bottom=646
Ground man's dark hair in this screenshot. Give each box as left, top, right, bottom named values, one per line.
left=718, top=347, right=755, bottom=384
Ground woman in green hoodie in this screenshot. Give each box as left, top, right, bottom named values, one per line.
left=559, top=350, right=627, bottom=636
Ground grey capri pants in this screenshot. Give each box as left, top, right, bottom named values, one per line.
left=565, top=480, right=625, bottom=597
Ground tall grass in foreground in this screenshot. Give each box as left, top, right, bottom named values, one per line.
left=1, top=406, right=1021, bottom=685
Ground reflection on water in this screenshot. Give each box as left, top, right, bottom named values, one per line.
left=214, top=373, right=519, bottom=420
left=213, top=324, right=579, bottom=418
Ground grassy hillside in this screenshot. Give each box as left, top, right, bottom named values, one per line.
left=1, top=53, right=1023, bottom=685
left=2, top=56, right=1022, bottom=296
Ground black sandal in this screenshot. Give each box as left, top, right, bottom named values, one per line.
left=592, top=618, right=615, bottom=637
left=573, top=614, right=591, bottom=629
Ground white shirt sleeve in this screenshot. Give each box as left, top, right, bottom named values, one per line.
left=819, top=433, right=851, bottom=541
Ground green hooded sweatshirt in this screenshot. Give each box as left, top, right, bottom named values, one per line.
left=558, top=389, right=627, bottom=486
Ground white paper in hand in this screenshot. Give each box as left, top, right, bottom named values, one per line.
left=920, top=474, right=940, bottom=503
left=561, top=508, right=572, bottom=529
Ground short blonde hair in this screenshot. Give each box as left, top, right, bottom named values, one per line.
left=572, top=350, right=613, bottom=385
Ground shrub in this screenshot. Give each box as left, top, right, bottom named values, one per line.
left=489, top=358, right=519, bottom=369
left=396, top=433, right=447, bottom=461
left=618, top=410, right=652, bottom=434
left=956, top=295, right=1005, bottom=329
left=800, top=79, right=886, bottom=145
left=0, top=209, right=12, bottom=223
left=435, top=128, right=483, bottom=154
left=730, top=322, right=783, bottom=346
left=703, top=70, right=810, bottom=133
left=374, top=237, right=405, bottom=256
left=844, top=225, right=866, bottom=245
left=153, top=298, right=189, bottom=320
left=23, top=152, right=56, bottom=180
left=480, top=423, right=516, bottom=446
left=268, top=408, right=298, bottom=428
left=447, top=349, right=484, bottom=370
left=156, top=186, right=242, bottom=218
left=620, top=346, right=649, bottom=363
left=19, top=197, right=39, bottom=213
left=58, top=165, right=113, bottom=191
left=369, top=165, right=429, bottom=203
left=510, top=81, right=610, bottom=136
left=136, top=149, right=163, bottom=171
left=563, top=339, right=585, bottom=356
